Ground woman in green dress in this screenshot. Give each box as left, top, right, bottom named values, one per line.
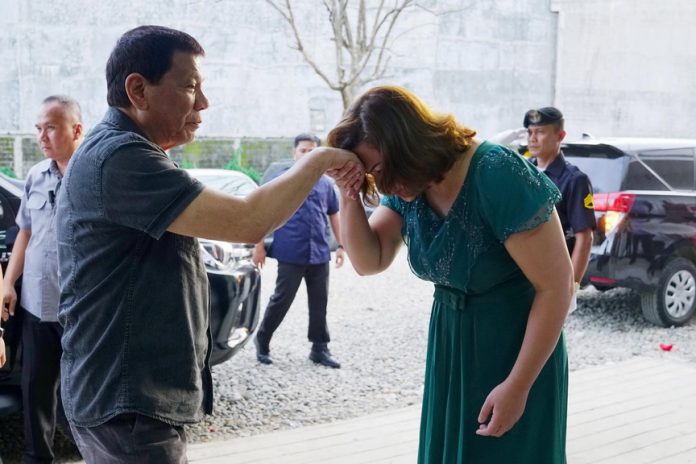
left=327, top=86, right=573, bottom=463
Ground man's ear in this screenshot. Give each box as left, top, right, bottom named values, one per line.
left=73, top=122, right=83, bottom=141
left=124, top=73, right=149, bottom=110
left=558, top=129, right=567, bottom=143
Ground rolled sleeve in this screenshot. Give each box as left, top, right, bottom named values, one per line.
left=102, top=143, right=205, bottom=239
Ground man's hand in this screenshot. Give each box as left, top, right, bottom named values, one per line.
left=335, top=248, right=345, bottom=268
left=252, top=242, right=266, bottom=269
left=324, top=148, right=364, bottom=200
left=2, top=285, right=17, bottom=321
left=475, top=379, right=529, bottom=438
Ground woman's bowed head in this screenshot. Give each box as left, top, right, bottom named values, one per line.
left=327, top=85, right=477, bottom=204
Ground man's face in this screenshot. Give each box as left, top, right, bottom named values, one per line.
left=293, top=140, right=318, bottom=161
left=143, top=51, right=209, bottom=150
left=527, top=124, right=565, bottom=159
left=35, top=102, right=81, bottom=163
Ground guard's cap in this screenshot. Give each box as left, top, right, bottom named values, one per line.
left=523, top=107, right=564, bottom=128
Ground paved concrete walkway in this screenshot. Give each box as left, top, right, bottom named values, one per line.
left=187, top=357, right=696, bottom=463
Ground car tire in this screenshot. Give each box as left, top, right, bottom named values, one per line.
left=640, top=257, right=696, bottom=327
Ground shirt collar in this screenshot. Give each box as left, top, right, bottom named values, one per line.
left=545, top=152, right=567, bottom=177
left=533, top=152, right=566, bottom=178
left=104, top=107, right=151, bottom=141
left=40, top=159, right=62, bottom=177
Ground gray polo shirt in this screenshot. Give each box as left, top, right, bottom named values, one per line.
left=16, top=158, right=62, bottom=321
left=56, top=107, right=212, bottom=427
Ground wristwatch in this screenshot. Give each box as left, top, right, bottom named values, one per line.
left=0, top=326, right=4, bottom=338
left=336, top=244, right=344, bottom=250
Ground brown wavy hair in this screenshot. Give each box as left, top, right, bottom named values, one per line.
left=326, top=85, right=476, bottom=206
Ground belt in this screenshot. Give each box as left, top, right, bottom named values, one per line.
left=433, top=285, right=471, bottom=311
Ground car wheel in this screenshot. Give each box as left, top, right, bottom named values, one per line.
left=641, top=257, right=696, bottom=327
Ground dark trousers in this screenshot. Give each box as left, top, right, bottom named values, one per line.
left=256, top=262, right=330, bottom=351
left=21, top=310, right=72, bottom=464
left=71, top=413, right=187, bottom=464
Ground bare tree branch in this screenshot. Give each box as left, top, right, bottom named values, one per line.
left=357, top=0, right=367, bottom=52
left=340, top=0, right=354, bottom=50
left=389, top=21, right=435, bottom=45
left=413, top=2, right=471, bottom=16
left=265, top=0, right=450, bottom=108
left=345, top=0, right=413, bottom=88
left=264, top=0, right=341, bottom=90
left=367, top=0, right=386, bottom=52
left=265, top=0, right=292, bottom=22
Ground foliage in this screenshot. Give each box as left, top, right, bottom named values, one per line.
left=179, top=159, right=199, bottom=169
left=225, top=146, right=262, bottom=183
left=0, top=166, right=17, bottom=178
left=178, top=142, right=203, bottom=169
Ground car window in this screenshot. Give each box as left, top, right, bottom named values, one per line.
left=562, top=145, right=627, bottom=193
left=0, top=187, right=20, bottom=260
left=261, top=160, right=293, bottom=185
left=564, top=156, right=626, bottom=193
left=638, top=149, right=695, bottom=191
left=622, top=160, right=669, bottom=191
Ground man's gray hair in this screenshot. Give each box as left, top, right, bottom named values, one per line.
left=42, top=95, right=82, bottom=123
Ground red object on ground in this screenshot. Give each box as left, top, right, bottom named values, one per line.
left=659, top=344, right=673, bottom=351
left=209, top=424, right=217, bottom=432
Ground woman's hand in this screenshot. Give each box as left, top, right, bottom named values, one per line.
left=475, top=379, right=529, bottom=438
left=330, top=171, right=364, bottom=201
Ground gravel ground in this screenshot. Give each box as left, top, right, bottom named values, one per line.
left=1, top=249, right=694, bottom=462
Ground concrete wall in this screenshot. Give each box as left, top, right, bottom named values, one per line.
left=3, top=0, right=691, bottom=175
left=552, top=0, right=696, bottom=139
left=0, top=0, right=556, bottom=142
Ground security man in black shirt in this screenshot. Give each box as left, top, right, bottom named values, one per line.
left=524, top=107, right=596, bottom=289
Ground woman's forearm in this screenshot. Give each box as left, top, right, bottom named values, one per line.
left=506, top=285, right=571, bottom=391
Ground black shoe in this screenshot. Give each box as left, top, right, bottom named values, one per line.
left=255, top=336, right=273, bottom=365
left=309, top=349, right=341, bottom=369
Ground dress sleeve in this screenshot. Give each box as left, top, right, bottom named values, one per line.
left=477, top=145, right=561, bottom=242
left=380, top=194, right=405, bottom=217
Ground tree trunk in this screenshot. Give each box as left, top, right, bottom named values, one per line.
left=340, top=82, right=360, bottom=110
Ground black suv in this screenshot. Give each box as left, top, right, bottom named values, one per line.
left=563, top=137, right=696, bottom=327
left=0, top=171, right=261, bottom=415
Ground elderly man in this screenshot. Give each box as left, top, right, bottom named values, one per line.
left=56, top=25, right=362, bottom=462
left=3, top=95, right=83, bottom=463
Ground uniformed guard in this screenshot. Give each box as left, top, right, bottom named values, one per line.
left=524, top=106, right=596, bottom=289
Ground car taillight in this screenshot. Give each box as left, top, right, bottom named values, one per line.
left=594, top=192, right=635, bottom=234
left=593, top=192, right=635, bottom=213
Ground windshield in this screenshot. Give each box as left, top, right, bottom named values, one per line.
left=193, top=174, right=257, bottom=197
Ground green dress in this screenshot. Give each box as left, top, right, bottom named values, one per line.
left=382, top=142, right=568, bottom=464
